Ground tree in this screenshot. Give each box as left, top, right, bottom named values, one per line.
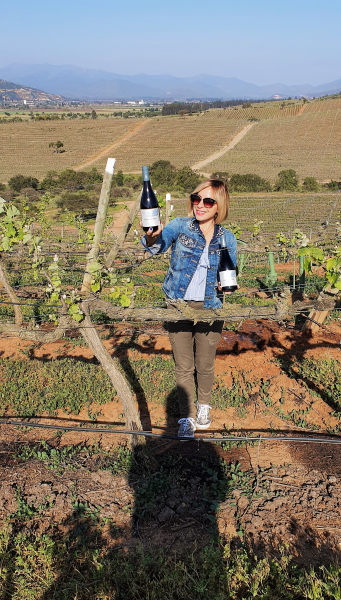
left=326, top=180, right=341, bottom=191
left=229, top=173, right=271, bottom=193
left=150, top=160, right=177, bottom=188
left=303, top=177, right=320, bottom=192
left=8, top=175, right=39, bottom=192
left=210, top=171, right=229, bottom=185
left=175, top=166, right=201, bottom=193
left=274, top=169, right=299, bottom=192
left=115, top=170, right=124, bottom=187
left=49, top=140, right=64, bottom=153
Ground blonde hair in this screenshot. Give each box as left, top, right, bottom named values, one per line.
left=187, top=179, right=229, bottom=224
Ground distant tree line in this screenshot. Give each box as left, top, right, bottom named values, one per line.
left=1, top=166, right=340, bottom=214
left=149, top=162, right=340, bottom=194
left=161, top=100, right=264, bottom=116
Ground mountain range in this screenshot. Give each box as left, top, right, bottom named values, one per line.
left=0, top=63, right=340, bottom=101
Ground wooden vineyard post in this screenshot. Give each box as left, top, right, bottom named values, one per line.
left=78, top=158, right=145, bottom=444
left=299, top=255, right=306, bottom=293
left=82, top=158, right=116, bottom=293
left=165, top=193, right=171, bottom=225
left=302, top=285, right=339, bottom=334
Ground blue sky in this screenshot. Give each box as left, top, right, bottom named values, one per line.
left=1, top=0, right=340, bottom=85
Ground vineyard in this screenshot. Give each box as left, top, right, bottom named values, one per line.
left=228, top=192, right=341, bottom=243
left=210, top=101, right=305, bottom=120
left=1, top=97, right=341, bottom=184
left=1, top=112, right=341, bottom=596
left=95, top=115, right=248, bottom=173
left=206, top=108, right=341, bottom=181
left=0, top=118, right=144, bottom=181
left=303, top=97, right=341, bottom=113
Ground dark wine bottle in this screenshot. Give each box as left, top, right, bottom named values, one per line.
left=140, top=166, right=160, bottom=232
left=218, top=236, right=237, bottom=292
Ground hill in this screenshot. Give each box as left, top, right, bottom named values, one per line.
left=0, top=96, right=341, bottom=183
left=0, top=63, right=341, bottom=100
left=205, top=98, right=341, bottom=181
left=0, top=118, right=141, bottom=181
left=0, top=79, right=64, bottom=105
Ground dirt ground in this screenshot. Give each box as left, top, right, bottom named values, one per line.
left=1, top=318, right=341, bottom=566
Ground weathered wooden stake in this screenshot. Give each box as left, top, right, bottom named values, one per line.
left=82, top=158, right=116, bottom=293
left=165, top=192, right=171, bottom=225
left=302, top=285, right=339, bottom=334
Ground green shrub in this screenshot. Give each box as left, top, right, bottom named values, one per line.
left=175, top=166, right=201, bottom=193
left=56, top=191, right=98, bottom=211
left=41, top=168, right=102, bottom=190
left=303, top=177, right=320, bottom=192
left=229, top=173, right=271, bottom=193
left=8, top=175, right=39, bottom=192
left=274, top=169, right=299, bottom=192
left=150, top=160, right=177, bottom=188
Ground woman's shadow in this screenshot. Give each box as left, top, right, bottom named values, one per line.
left=34, top=389, right=231, bottom=600
left=129, top=386, right=230, bottom=552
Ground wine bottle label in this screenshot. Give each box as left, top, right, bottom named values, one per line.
left=141, top=207, right=160, bottom=227
left=219, top=270, right=237, bottom=287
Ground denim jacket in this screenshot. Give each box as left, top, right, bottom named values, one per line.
left=141, top=217, right=237, bottom=309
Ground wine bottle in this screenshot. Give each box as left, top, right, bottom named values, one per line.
left=140, top=166, right=160, bottom=232
left=218, top=236, right=237, bottom=292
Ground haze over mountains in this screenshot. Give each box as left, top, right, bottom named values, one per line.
left=0, top=63, right=340, bottom=101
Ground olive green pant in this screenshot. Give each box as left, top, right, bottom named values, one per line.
left=167, top=302, right=223, bottom=419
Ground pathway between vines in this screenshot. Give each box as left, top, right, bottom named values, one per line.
left=191, top=121, right=257, bottom=174
left=73, top=119, right=148, bottom=171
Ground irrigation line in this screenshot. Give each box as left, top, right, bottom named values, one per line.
left=1, top=419, right=341, bottom=444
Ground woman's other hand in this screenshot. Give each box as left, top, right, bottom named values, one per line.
left=217, top=283, right=240, bottom=295
left=142, top=222, right=164, bottom=247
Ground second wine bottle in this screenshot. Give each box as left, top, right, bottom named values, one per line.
left=218, top=235, right=238, bottom=292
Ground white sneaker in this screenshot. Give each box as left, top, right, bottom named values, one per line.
left=196, top=404, right=212, bottom=429
left=178, top=418, right=196, bottom=438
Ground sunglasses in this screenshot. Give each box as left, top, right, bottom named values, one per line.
left=190, top=194, right=217, bottom=209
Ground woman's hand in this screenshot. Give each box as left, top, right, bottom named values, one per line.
left=142, top=222, right=164, bottom=247
left=217, top=283, right=240, bottom=294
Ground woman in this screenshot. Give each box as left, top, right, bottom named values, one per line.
left=142, top=179, right=237, bottom=438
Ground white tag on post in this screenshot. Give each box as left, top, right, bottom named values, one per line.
left=105, top=158, right=116, bottom=174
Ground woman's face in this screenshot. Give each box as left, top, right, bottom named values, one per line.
left=192, top=186, right=218, bottom=224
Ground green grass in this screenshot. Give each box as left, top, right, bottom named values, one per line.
left=293, top=357, right=341, bottom=410
left=121, top=354, right=178, bottom=413
left=0, top=357, right=116, bottom=416
left=1, top=523, right=341, bottom=599
left=212, top=371, right=255, bottom=411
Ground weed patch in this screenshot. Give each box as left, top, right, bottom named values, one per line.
left=121, top=354, right=177, bottom=408
left=293, top=357, right=341, bottom=410
left=0, top=357, right=116, bottom=416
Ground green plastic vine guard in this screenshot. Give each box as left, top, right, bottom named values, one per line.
left=237, top=239, right=248, bottom=275
left=266, top=251, right=278, bottom=287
